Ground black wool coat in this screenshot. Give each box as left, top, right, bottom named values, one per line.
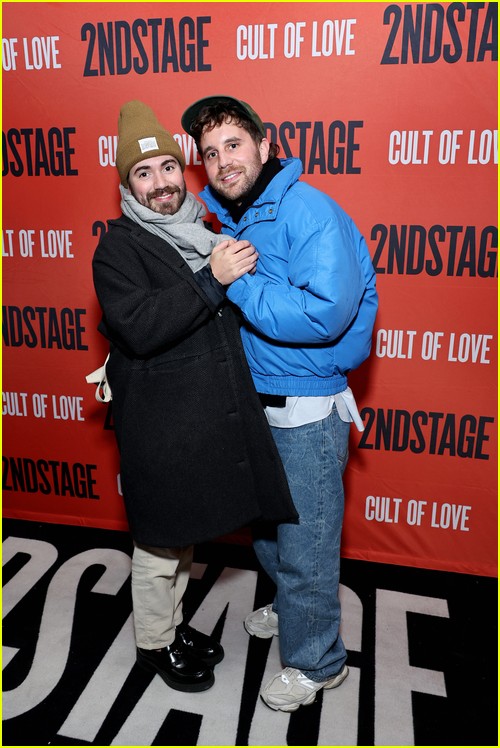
left=92, top=215, right=297, bottom=547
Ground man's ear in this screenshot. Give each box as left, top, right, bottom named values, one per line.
left=259, top=138, right=271, bottom=164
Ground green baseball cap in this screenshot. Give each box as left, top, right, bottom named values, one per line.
left=181, top=95, right=266, bottom=137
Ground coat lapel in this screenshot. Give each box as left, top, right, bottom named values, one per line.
left=113, top=215, right=208, bottom=297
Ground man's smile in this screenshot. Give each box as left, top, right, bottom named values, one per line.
left=220, top=170, right=242, bottom=184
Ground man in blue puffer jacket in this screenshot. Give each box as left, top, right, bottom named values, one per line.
left=182, top=95, right=378, bottom=712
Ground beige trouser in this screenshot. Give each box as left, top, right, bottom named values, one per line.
left=131, top=542, right=193, bottom=650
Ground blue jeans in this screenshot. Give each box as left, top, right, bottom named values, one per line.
left=253, top=405, right=350, bottom=682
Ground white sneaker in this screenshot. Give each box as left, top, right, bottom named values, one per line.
left=244, top=604, right=279, bottom=638
left=260, top=664, right=349, bottom=712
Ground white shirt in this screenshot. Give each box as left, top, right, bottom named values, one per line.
left=263, top=386, right=364, bottom=431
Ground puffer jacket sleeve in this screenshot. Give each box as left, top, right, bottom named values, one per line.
left=227, top=215, right=367, bottom=345
left=334, top=233, right=378, bottom=371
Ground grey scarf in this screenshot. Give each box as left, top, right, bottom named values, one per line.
left=120, top=185, right=231, bottom=271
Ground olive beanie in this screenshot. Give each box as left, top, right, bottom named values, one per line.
left=116, top=100, right=185, bottom=186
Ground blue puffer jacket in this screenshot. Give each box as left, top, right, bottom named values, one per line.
left=201, top=158, right=378, bottom=396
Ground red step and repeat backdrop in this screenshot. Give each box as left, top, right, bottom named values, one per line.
left=2, top=2, right=497, bottom=576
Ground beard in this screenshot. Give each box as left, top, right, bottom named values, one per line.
left=210, top=158, right=263, bottom=203
left=146, top=184, right=186, bottom=215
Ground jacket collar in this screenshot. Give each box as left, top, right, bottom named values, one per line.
left=201, top=158, right=303, bottom=232
left=223, top=157, right=283, bottom=223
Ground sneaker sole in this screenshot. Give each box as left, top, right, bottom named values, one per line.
left=261, top=692, right=316, bottom=711
left=324, top=664, right=349, bottom=690
left=261, top=665, right=349, bottom=712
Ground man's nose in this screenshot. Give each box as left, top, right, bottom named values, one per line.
left=152, top=171, right=169, bottom=190
left=218, top=152, right=233, bottom=170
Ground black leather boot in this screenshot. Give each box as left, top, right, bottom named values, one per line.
left=136, top=633, right=214, bottom=692
left=177, top=622, right=225, bottom=667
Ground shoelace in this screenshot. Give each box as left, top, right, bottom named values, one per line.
left=280, top=668, right=316, bottom=689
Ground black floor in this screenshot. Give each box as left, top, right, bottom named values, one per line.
left=2, top=518, right=497, bottom=746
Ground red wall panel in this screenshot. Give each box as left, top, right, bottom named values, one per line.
left=2, top=2, right=497, bottom=576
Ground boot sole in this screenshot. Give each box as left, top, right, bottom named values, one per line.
left=136, top=655, right=215, bottom=693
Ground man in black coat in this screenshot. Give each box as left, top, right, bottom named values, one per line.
left=92, top=101, right=296, bottom=693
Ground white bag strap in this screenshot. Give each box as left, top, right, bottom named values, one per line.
left=85, top=353, right=112, bottom=402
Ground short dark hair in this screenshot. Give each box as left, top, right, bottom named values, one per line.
left=190, top=103, right=280, bottom=160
